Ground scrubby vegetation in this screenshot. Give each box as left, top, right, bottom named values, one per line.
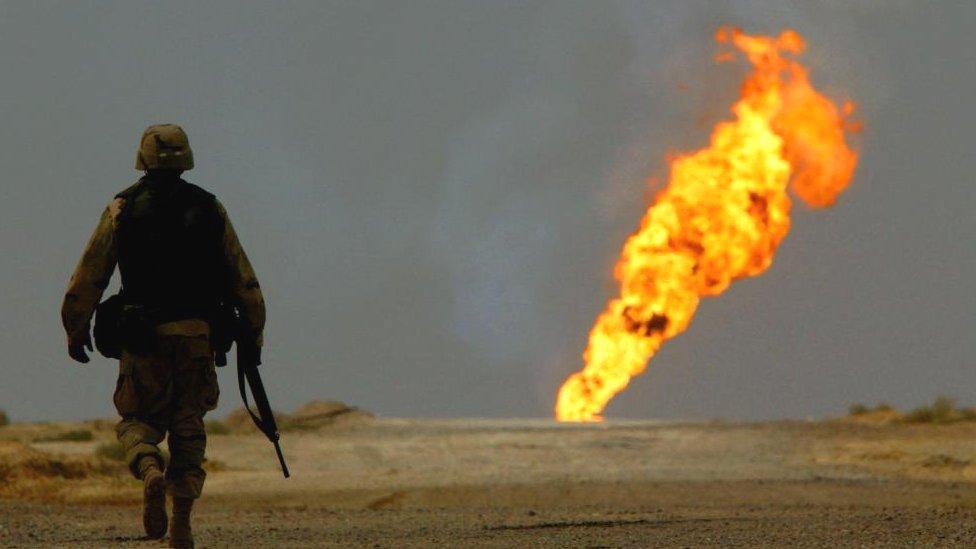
left=205, top=420, right=231, bottom=435
left=222, top=400, right=373, bottom=433
left=34, top=429, right=94, bottom=443
left=848, top=402, right=893, bottom=416
left=904, top=396, right=976, bottom=424
left=846, top=397, right=976, bottom=424
left=0, top=409, right=9, bottom=426
left=0, top=439, right=129, bottom=502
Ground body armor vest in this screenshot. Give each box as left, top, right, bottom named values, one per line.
left=115, top=176, right=225, bottom=322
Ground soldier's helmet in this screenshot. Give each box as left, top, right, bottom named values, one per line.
left=135, top=124, right=194, bottom=171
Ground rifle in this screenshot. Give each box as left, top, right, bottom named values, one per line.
left=236, top=339, right=290, bottom=478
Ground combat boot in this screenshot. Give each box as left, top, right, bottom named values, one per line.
left=169, top=497, right=195, bottom=548
left=139, top=457, right=167, bottom=539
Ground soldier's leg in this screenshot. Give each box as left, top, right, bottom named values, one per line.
left=166, top=414, right=207, bottom=499
left=113, top=345, right=174, bottom=539
left=116, top=417, right=169, bottom=539
left=116, top=418, right=166, bottom=477
left=166, top=409, right=208, bottom=548
left=165, top=334, right=218, bottom=498
left=113, top=349, right=172, bottom=478
left=166, top=334, right=219, bottom=548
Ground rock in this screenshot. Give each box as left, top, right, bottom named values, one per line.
left=287, top=400, right=375, bottom=430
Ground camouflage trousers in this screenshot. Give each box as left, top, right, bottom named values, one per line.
left=113, top=333, right=220, bottom=499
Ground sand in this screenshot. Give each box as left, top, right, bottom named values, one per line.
left=3, top=416, right=976, bottom=547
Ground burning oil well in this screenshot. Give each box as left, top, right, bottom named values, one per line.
left=556, top=28, right=860, bottom=422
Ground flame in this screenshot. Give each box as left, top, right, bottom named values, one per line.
left=555, top=28, right=859, bottom=422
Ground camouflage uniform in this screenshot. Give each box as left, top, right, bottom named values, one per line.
left=61, top=145, right=265, bottom=501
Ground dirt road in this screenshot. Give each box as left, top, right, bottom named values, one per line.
left=3, top=418, right=976, bottom=547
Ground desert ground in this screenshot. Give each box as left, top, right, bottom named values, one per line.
left=3, top=403, right=976, bottom=547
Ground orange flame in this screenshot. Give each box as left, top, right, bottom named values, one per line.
left=555, top=28, right=859, bottom=422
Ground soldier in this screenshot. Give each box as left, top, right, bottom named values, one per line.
left=61, top=124, right=265, bottom=548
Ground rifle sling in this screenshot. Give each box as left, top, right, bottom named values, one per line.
left=237, top=361, right=273, bottom=440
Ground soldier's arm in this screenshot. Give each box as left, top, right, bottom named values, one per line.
left=217, top=201, right=266, bottom=347
left=61, top=199, right=122, bottom=349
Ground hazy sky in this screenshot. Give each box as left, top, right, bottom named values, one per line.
left=1, top=1, right=972, bottom=422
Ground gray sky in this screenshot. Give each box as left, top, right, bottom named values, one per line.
left=1, top=1, right=972, bottom=422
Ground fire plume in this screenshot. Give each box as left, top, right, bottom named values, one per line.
left=555, top=28, right=859, bottom=422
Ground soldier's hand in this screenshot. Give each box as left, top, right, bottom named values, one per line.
left=68, top=335, right=93, bottom=364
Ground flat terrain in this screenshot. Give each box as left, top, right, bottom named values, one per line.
left=4, top=413, right=976, bottom=547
